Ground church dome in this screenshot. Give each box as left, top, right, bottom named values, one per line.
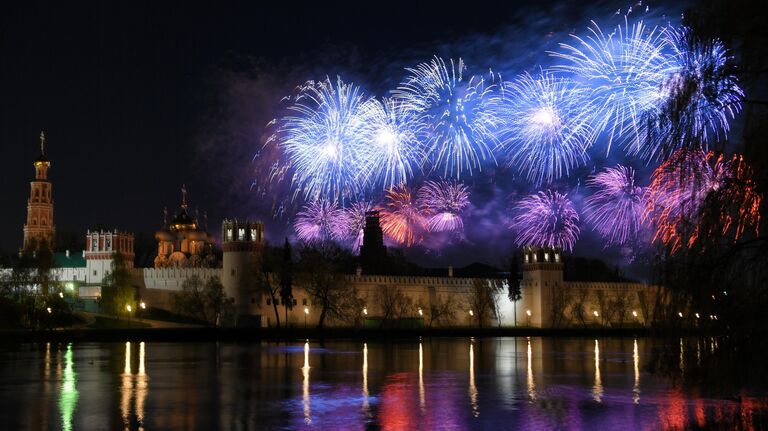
left=170, top=209, right=197, bottom=231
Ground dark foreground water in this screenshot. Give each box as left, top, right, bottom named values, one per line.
left=0, top=337, right=765, bottom=430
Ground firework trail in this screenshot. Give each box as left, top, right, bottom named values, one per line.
left=498, top=71, right=595, bottom=184
left=644, top=149, right=760, bottom=252
left=550, top=18, right=676, bottom=155
left=357, top=97, right=427, bottom=190
left=417, top=180, right=471, bottom=233
left=294, top=200, right=347, bottom=244
left=379, top=185, right=426, bottom=246
left=342, top=201, right=375, bottom=252
left=279, top=77, right=371, bottom=203
left=645, top=26, right=744, bottom=160
left=510, top=190, right=581, bottom=251
left=584, top=165, right=645, bottom=246
left=393, top=56, right=502, bottom=178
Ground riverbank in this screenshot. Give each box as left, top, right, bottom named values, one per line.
left=0, top=326, right=712, bottom=342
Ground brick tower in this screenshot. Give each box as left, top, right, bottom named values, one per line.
left=22, top=131, right=55, bottom=252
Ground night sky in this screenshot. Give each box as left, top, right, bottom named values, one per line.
left=0, top=1, right=706, bottom=274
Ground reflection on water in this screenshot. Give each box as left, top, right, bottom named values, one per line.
left=0, top=337, right=766, bottom=430
left=633, top=338, right=641, bottom=404
left=469, top=340, right=478, bottom=417
left=593, top=339, right=603, bottom=403
left=526, top=337, right=536, bottom=401
left=418, top=342, right=425, bottom=412
left=59, top=343, right=78, bottom=431
left=302, top=341, right=311, bottom=425
left=121, top=341, right=149, bottom=430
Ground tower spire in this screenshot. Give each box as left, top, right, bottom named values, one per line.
left=181, top=184, right=188, bottom=211
left=39, top=131, right=45, bottom=156
left=163, top=207, right=168, bottom=227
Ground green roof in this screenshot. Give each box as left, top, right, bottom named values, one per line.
left=53, top=252, right=86, bottom=268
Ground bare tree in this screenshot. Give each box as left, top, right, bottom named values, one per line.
left=571, top=289, right=590, bottom=327
left=609, top=290, right=633, bottom=328
left=550, top=283, right=574, bottom=328
left=427, top=293, right=457, bottom=328
left=297, top=244, right=361, bottom=328
left=376, top=285, right=411, bottom=328
left=467, top=279, right=504, bottom=328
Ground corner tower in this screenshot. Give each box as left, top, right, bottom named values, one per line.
left=520, top=246, right=564, bottom=327
left=23, top=132, right=55, bottom=252
left=221, top=219, right=264, bottom=324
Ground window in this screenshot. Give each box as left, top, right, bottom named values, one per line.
left=525, top=254, right=529, bottom=263
left=93, top=270, right=97, bottom=276
left=226, top=229, right=232, bottom=241
left=266, top=298, right=271, bottom=305
left=302, top=298, right=307, bottom=306
left=544, top=252, right=549, bottom=262
left=231, top=268, right=236, bottom=277
left=554, top=253, right=560, bottom=263
left=238, top=228, right=245, bottom=240
left=293, top=299, right=297, bottom=306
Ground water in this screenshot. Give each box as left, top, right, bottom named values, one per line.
left=0, top=337, right=765, bottom=430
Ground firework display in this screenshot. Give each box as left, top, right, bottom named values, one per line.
left=378, top=186, right=426, bottom=246
left=644, top=26, right=744, bottom=161
left=279, top=77, right=371, bottom=203
left=294, top=201, right=347, bottom=244
left=551, top=18, right=675, bottom=155
left=499, top=71, right=595, bottom=184
left=584, top=166, right=645, bottom=246
left=357, top=98, right=427, bottom=189
left=644, top=149, right=760, bottom=252
left=260, top=11, right=758, bottom=254
left=510, top=190, right=581, bottom=251
left=417, top=180, right=471, bottom=233
left=393, top=56, right=502, bottom=178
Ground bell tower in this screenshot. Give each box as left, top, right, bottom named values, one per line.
left=23, top=131, right=55, bottom=252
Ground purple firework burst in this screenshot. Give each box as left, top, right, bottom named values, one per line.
left=294, top=201, right=347, bottom=244
left=584, top=165, right=645, bottom=246
left=510, top=190, right=580, bottom=251
left=417, top=180, right=470, bottom=233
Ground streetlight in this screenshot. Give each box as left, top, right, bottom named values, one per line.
left=46, top=307, right=52, bottom=314
left=58, top=292, right=64, bottom=298
left=632, top=310, right=638, bottom=318
left=126, top=304, right=132, bottom=326
left=140, top=301, right=146, bottom=310
left=304, top=307, right=309, bottom=329
left=363, top=307, right=368, bottom=316
left=468, top=309, right=474, bottom=316
left=526, top=309, right=532, bottom=326
left=418, top=308, right=423, bottom=316
left=593, top=310, right=599, bottom=317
